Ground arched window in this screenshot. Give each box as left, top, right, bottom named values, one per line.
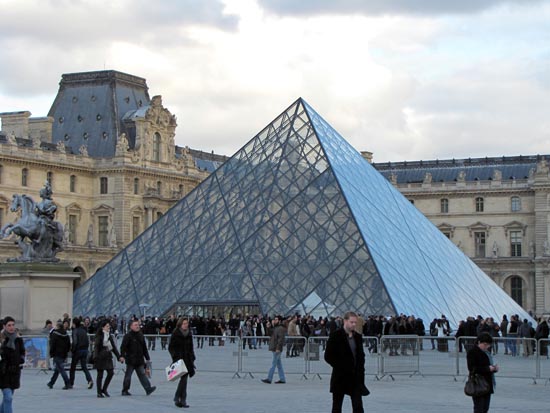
left=22, top=168, right=28, bottom=187
left=475, top=197, right=484, bottom=212
left=510, top=276, right=523, bottom=306
left=70, top=175, right=76, bottom=193
left=511, top=196, right=521, bottom=212
left=134, top=178, right=139, bottom=195
left=153, top=133, right=161, bottom=162
left=440, top=198, right=449, bottom=213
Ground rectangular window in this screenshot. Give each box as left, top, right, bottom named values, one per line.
left=100, top=177, right=108, bottom=194
left=22, top=169, right=28, bottom=187
left=443, top=232, right=451, bottom=239
left=474, top=232, right=486, bottom=258
left=0, top=208, right=3, bottom=228
left=511, top=197, right=521, bottom=212
left=98, top=216, right=109, bottom=247
left=475, top=197, right=484, bottom=212
left=440, top=199, right=449, bottom=214
left=132, top=216, right=140, bottom=240
left=510, top=231, right=522, bottom=257
left=68, top=214, right=77, bottom=244
left=70, top=175, right=76, bottom=193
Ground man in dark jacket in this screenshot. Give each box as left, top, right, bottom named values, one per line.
left=120, top=320, right=156, bottom=396
left=324, top=311, right=369, bottom=413
left=261, top=315, right=287, bottom=384
left=69, top=318, right=93, bottom=389
left=47, top=322, right=71, bottom=389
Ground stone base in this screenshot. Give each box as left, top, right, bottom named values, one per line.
left=0, top=262, right=79, bottom=332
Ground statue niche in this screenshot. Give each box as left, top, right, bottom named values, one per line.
left=0, top=181, right=64, bottom=262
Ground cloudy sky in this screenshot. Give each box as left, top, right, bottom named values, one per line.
left=0, top=0, right=549, bottom=162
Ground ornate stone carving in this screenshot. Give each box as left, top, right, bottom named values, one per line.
left=32, top=137, right=42, bottom=149
left=56, top=141, right=66, bottom=152
left=116, top=133, right=129, bottom=154
left=7, top=131, right=17, bottom=145
left=457, top=170, right=466, bottom=182
left=423, top=172, right=432, bottom=184
left=79, top=145, right=88, bottom=157
left=492, top=169, right=502, bottom=181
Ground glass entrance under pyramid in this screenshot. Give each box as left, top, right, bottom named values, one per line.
left=74, top=98, right=532, bottom=326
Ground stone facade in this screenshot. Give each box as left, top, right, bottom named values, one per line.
left=0, top=71, right=226, bottom=286
left=370, top=154, right=550, bottom=315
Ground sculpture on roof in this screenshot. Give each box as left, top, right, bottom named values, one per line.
left=0, top=181, right=64, bottom=262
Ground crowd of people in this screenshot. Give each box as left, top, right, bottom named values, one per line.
left=0, top=311, right=548, bottom=412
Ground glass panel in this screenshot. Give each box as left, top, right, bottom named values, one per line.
left=74, top=98, right=534, bottom=327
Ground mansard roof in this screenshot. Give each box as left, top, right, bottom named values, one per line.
left=373, top=155, right=548, bottom=184
left=48, top=70, right=151, bottom=158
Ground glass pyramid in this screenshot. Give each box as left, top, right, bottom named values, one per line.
left=73, top=98, right=532, bottom=326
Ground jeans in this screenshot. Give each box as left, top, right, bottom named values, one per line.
left=266, top=351, right=286, bottom=382
left=472, top=393, right=491, bottom=413
left=332, top=387, right=364, bottom=413
left=69, top=349, right=92, bottom=385
left=174, top=374, right=188, bottom=403
left=49, top=357, right=70, bottom=387
left=122, top=364, right=153, bottom=393
left=0, top=388, right=13, bottom=413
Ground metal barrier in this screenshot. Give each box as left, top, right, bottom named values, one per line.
left=379, top=335, right=421, bottom=378
left=26, top=332, right=550, bottom=383
left=240, top=336, right=307, bottom=379
left=457, top=336, right=538, bottom=382
left=418, top=336, right=458, bottom=377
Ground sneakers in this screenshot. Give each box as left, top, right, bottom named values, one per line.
left=261, top=379, right=271, bottom=384
left=88, top=381, right=94, bottom=389
left=121, top=390, right=132, bottom=396
left=146, top=386, right=156, bottom=396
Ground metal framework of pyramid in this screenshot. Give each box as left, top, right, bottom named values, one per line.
left=73, top=98, right=532, bottom=326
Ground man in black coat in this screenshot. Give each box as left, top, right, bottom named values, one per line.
left=324, top=311, right=369, bottom=413
left=69, top=318, right=93, bottom=389
left=120, top=320, right=156, bottom=396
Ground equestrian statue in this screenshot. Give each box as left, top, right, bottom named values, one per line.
left=1, top=181, right=64, bottom=262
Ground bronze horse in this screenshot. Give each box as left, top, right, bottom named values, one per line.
left=1, top=193, right=64, bottom=262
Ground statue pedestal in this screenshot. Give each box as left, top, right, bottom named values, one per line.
left=0, top=263, right=79, bottom=332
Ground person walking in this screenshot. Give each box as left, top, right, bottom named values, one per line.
left=94, top=320, right=123, bottom=398
left=261, top=315, right=287, bottom=384
left=47, top=322, right=72, bottom=390
left=168, top=318, right=196, bottom=408
left=466, top=332, right=499, bottom=413
left=0, top=316, right=25, bottom=413
left=69, top=318, right=93, bottom=389
left=324, top=311, right=369, bottom=413
left=119, top=320, right=156, bottom=396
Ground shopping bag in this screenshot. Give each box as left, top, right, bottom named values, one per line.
left=165, top=359, right=188, bottom=382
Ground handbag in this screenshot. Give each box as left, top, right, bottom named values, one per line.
left=165, top=359, right=188, bottom=382
left=464, top=373, right=490, bottom=397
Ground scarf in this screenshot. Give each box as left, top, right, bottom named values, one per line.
left=103, top=332, right=113, bottom=351
left=4, top=331, right=17, bottom=350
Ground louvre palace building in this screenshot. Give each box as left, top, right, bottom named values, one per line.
left=1, top=70, right=550, bottom=316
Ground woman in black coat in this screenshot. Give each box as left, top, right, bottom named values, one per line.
left=467, top=332, right=499, bottom=413
left=168, top=318, right=196, bottom=408
left=0, top=316, right=25, bottom=413
left=94, top=320, right=122, bottom=398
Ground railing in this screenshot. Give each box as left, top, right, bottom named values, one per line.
left=19, top=334, right=550, bottom=384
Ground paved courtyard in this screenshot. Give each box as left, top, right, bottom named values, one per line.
left=11, top=341, right=550, bottom=413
